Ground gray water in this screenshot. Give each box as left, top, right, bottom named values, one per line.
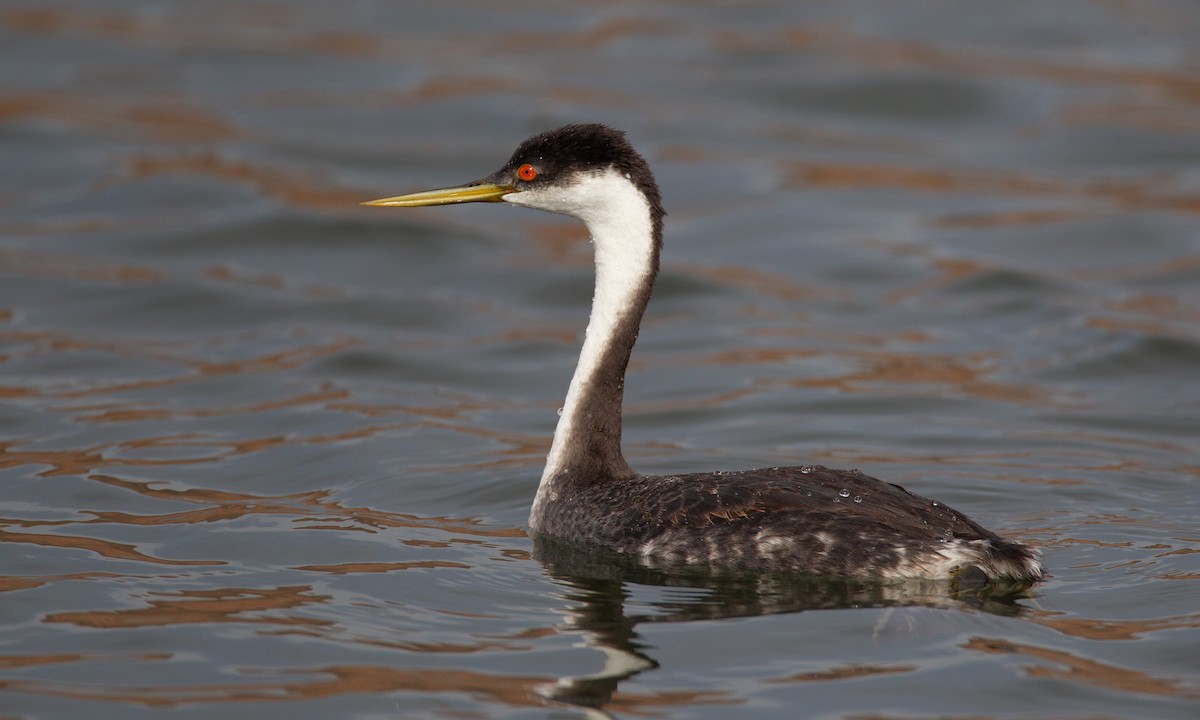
left=2, top=1, right=1199, bottom=718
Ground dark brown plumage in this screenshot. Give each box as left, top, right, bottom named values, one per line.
left=535, top=465, right=1039, bottom=578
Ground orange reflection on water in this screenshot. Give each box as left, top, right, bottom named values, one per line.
left=0, top=440, right=216, bottom=479
left=0, top=572, right=128, bottom=594
left=203, top=265, right=347, bottom=301
left=1034, top=613, right=1200, bottom=642
left=676, top=261, right=830, bottom=302
left=700, top=344, right=1054, bottom=407
left=791, top=351, right=1049, bottom=405
left=0, top=6, right=376, bottom=59
left=0, top=247, right=163, bottom=283
left=0, top=651, right=171, bottom=669
left=3, top=662, right=738, bottom=713
left=295, top=560, right=471, bottom=574
left=120, top=153, right=368, bottom=212
left=787, top=161, right=1060, bottom=196
left=0, top=528, right=219, bottom=566
left=966, top=636, right=1200, bottom=700
left=1, top=456, right=523, bottom=568
left=882, top=256, right=984, bottom=304
left=74, top=385, right=352, bottom=424
left=723, top=22, right=1200, bottom=102
left=0, top=90, right=240, bottom=143
left=931, top=208, right=1095, bottom=229
left=0, top=328, right=359, bottom=409
left=784, top=160, right=1200, bottom=216
left=1081, top=292, right=1200, bottom=342
left=45, top=585, right=331, bottom=629
left=84, top=474, right=525, bottom=540
left=765, top=662, right=918, bottom=684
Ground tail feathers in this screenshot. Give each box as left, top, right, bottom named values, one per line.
left=978, top=539, right=1043, bottom=582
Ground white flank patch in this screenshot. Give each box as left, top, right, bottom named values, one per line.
left=881, top=541, right=979, bottom=579
left=881, top=539, right=1041, bottom=580
left=755, top=531, right=791, bottom=558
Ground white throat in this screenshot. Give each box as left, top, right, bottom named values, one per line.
left=510, top=168, right=658, bottom=527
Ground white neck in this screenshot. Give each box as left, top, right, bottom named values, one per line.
left=506, top=169, right=659, bottom=528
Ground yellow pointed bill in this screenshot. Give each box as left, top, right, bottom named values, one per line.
left=361, top=183, right=512, bottom=207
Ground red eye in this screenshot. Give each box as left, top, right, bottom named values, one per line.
left=517, top=164, right=538, bottom=182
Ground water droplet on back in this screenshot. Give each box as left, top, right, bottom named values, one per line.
left=838, top=489, right=850, bottom=498
left=853, top=495, right=862, bottom=503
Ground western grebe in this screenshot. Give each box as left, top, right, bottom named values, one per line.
left=364, top=123, right=1043, bottom=583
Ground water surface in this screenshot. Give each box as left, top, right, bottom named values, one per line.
left=2, top=1, right=1199, bottom=718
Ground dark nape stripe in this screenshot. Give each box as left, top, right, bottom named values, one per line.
left=555, top=267, right=656, bottom=484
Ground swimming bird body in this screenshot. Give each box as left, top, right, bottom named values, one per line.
left=365, top=124, right=1042, bottom=583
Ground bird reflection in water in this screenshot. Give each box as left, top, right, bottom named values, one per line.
left=530, top=535, right=1035, bottom=712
